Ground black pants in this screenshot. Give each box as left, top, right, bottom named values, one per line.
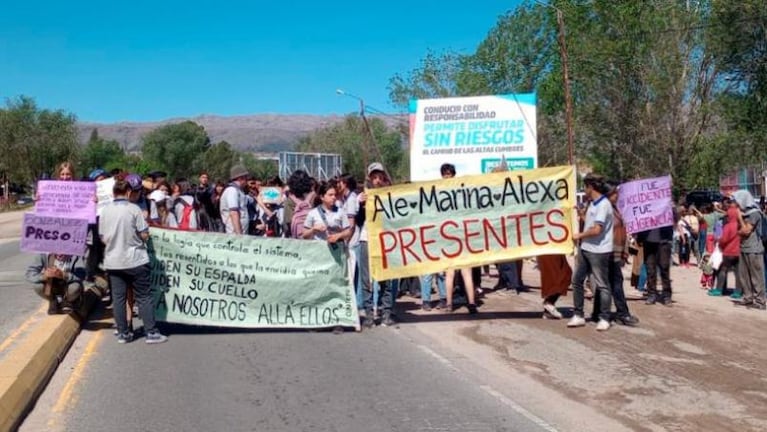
left=108, top=264, right=158, bottom=335
left=715, top=256, right=738, bottom=291
left=608, top=259, right=631, bottom=318
left=644, top=241, right=672, bottom=297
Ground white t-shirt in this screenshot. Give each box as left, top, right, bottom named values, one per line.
left=220, top=183, right=249, bottom=234
left=580, top=196, right=614, bottom=254
left=304, top=206, right=350, bottom=241
left=337, top=191, right=360, bottom=246
left=99, top=199, right=150, bottom=270
left=173, top=195, right=199, bottom=230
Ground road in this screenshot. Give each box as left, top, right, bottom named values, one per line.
left=0, top=211, right=45, bottom=351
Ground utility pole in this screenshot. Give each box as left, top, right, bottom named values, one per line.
left=337, top=89, right=386, bottom=175
left=555, top=8, right=575, bottom=166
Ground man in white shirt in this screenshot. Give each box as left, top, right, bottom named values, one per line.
left=568, top=173, right=615, bottom=331
left=220, top=165, right=250, bottom=235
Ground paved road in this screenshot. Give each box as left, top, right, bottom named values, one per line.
left=21, top=315, right=554, bottom=432
left=0, top=239, right=45, bottom=347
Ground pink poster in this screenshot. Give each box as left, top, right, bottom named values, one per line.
left=617, top=176, right=674, bottom=234
left=35, top=180, right=97, bottom=223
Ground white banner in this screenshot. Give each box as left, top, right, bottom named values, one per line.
left=409, top=94, right=537, bottom=181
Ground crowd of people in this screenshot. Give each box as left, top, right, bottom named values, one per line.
left=24, top=160, right=767, bottom=345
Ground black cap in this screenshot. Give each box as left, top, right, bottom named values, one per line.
left=148, top=170, right=168, bottom=180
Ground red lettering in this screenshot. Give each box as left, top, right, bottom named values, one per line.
left=379, top=231, right=398, bottom=270
left=546, top=209, right=570, bottom=243
left=398, top=228, right=421, bottom=266
left=462, top=219, right=483, bottom=254
left=506, top=213, right=525, bottom=246
left=482, top=217, right=507, bottom=250
left=419, top=225, right=440, bottom=261
left=528, top=211, right=547, bottom=246
left=439, top=220, right=464, bottom=258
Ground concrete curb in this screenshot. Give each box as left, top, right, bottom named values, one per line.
left=0, top=288, right=101, bottom=432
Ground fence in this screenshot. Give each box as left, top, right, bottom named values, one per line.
left=278, top=152, right=343, bottom=182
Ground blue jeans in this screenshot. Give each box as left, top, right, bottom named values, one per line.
left=498, top=261, right=522, bottom=290
left=420, top=273, right=446, bottom=303
left=358, top=242, right=394, bottom=317
left=572, top=249, right=612, bottom=321
left=698, top=228, right=707, bottom=258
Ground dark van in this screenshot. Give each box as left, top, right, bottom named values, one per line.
left=684, top=190, right=723, bottom=208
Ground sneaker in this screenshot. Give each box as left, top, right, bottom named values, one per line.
left=596, top=319, right=611, bottom=331
left=361, top=317, right=375, bottom=329
left=422, top=302, right=432, bottom=312
left=145, top=331, right=168, bottom=344
left=435, top=299, right=447, bottom=310
left=625, top=289, right=644, bottom=300
left=734, top=299, right=754, bottom=307
left=617, top=315, right=640, bottom=327
left=730, top=292, right=743, bottom=300
left=746, top=303, right=766, bottom=310
left=443, top=303, right=454, bottom=313
left=645, top=293, right=659, bottom=305
left=707, top=289, right=723, bottom=297
left=543, top=302, right=562, bottom=319
left=380, top=314, right=397, bottom=327
left=117, top=332, right=134, bottom=344
left=660, top=296, right=673, bottom=306
left=567, top=315, right=586, bottom=328
left=467, top=303, right=478, bottom=314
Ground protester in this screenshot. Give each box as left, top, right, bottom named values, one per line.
left=357, top=162, right=397, bottom=327
left=148, top=189, right=178, bottom=228
left=709, top=206, right=740, bottom=297
left=439, top=163, right=479, bottom=314
left=303, top=182, right=351, bottom=245
left=286, top=170, right=315, bottom=239
left=210, top=181, right=226, bottom=232
left=220, top=165, right=250, bottom=235
left=538, top=255, right=571, bottom=319
left=172, top=178, right=200, bottom=231
left=99, top=176, right=167, bottom=344
left=85, top=168, right=108, bottom=291
left=637, top=218, right=675, bottom=306
left=568, top=173, right=613, bottom=331
left=604, top=181, right=639, bottom=326
left=25, top=253, right=85, bottom=314
left=731, top=190, right=766, bottom=310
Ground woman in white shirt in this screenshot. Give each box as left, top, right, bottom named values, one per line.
left=302, top=182, right=352, bottom=246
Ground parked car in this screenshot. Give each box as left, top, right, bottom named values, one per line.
left=684, top=190, right=723, bottom=208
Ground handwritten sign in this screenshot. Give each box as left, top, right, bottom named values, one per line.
left=617, top=175, right=674, bottom=234
left=148, top=229, right=359, bottom=330
left=35, top=180, right=96, bottom=223
left=259, top=187, right=282, bottom=204
left=96, top=177, right=115, bottom=216
left=20, top=213, right=89, bottom=256
left=366, top=166, right=576, bottom=280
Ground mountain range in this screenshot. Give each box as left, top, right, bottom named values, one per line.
left=77, top=114, right=353, bottom=153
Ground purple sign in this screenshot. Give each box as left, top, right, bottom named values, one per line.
left=617, top=176, right=674, bottom=234
left=20, top=213, right=89, bottom=256
left=35, top=180, right=97, bottom=223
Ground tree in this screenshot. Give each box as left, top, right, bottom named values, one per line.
left=140, top=121, right=211, bottom=179
left=0, top=96, right=79, bottom=183
left=240, top=153, right=278, bottom=181
left=199, top=141, right=239, bottom=182
left=80, top=128, right=126, bottom=173
left=297, top=115, right=406, bottom=181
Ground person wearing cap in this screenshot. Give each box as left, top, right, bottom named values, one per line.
left=148, top=189, right=178, bottom=228
left=567, top=173, right=614, bottom=331
left=99, top=176, right=168, bottom=344
left=356, top=162, right=397, bottom=327
left=220, top=165, right=250, bottom=235
left=89, top=168, right=108, bottom=182
left=85, top=168, right=109, bottom=291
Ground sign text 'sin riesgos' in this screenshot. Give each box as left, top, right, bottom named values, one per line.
left=366, top=166, right=576, bottom=281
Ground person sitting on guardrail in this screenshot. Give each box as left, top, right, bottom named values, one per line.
left=25, top=253, right=85, bottom=315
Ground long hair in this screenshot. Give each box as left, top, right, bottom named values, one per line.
left=56, top=161, right=77, bottom=180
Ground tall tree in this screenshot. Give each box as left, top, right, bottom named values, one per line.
left=0, top=96, right=79, bottom=183
left=80, top=128, right=126, bottom=173
left=199, top=141, right=239, bottom=182
left=141, top=121, right=211, bottom=179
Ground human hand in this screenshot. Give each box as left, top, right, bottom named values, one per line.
left=358, top=192, right=367, bottom=203
left=313, top=222, right=327, bottom=233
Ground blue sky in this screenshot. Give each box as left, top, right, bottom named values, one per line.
left=0, top=0, right=522, bottom=123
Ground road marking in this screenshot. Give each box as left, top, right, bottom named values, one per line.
left=0, top=302, right=47, bottom=354
left=417, top=345, right=460, bottom=372
left=49, top=329, right=104, bottom=425
left=480, top=385, right=560, bottom=432
left=417, top=344, right=558, bottom=432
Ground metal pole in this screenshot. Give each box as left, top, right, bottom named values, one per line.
left=556, top=8, right=575, bottom=166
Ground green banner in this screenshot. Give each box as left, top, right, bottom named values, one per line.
left=148, top=228, right=359, bottom=330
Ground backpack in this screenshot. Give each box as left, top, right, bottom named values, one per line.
left=175, top=197, right=199, bottom=231
left=265, top=213, right=283, bottom=238
left=289, top=195, right=312, bottom=239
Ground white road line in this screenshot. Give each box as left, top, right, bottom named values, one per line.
left=417, top=344, right=559, bottom=432
left=479, top=385, right=560, bottom=432
left=417, top=345, right=460, bottom=372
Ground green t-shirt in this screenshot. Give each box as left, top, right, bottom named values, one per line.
left=702, top=212, right=721, bottom=231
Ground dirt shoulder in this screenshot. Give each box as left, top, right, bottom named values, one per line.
left=0, top=210, right=24, bottom=243
left=402, top=258, right=767, bottom=432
